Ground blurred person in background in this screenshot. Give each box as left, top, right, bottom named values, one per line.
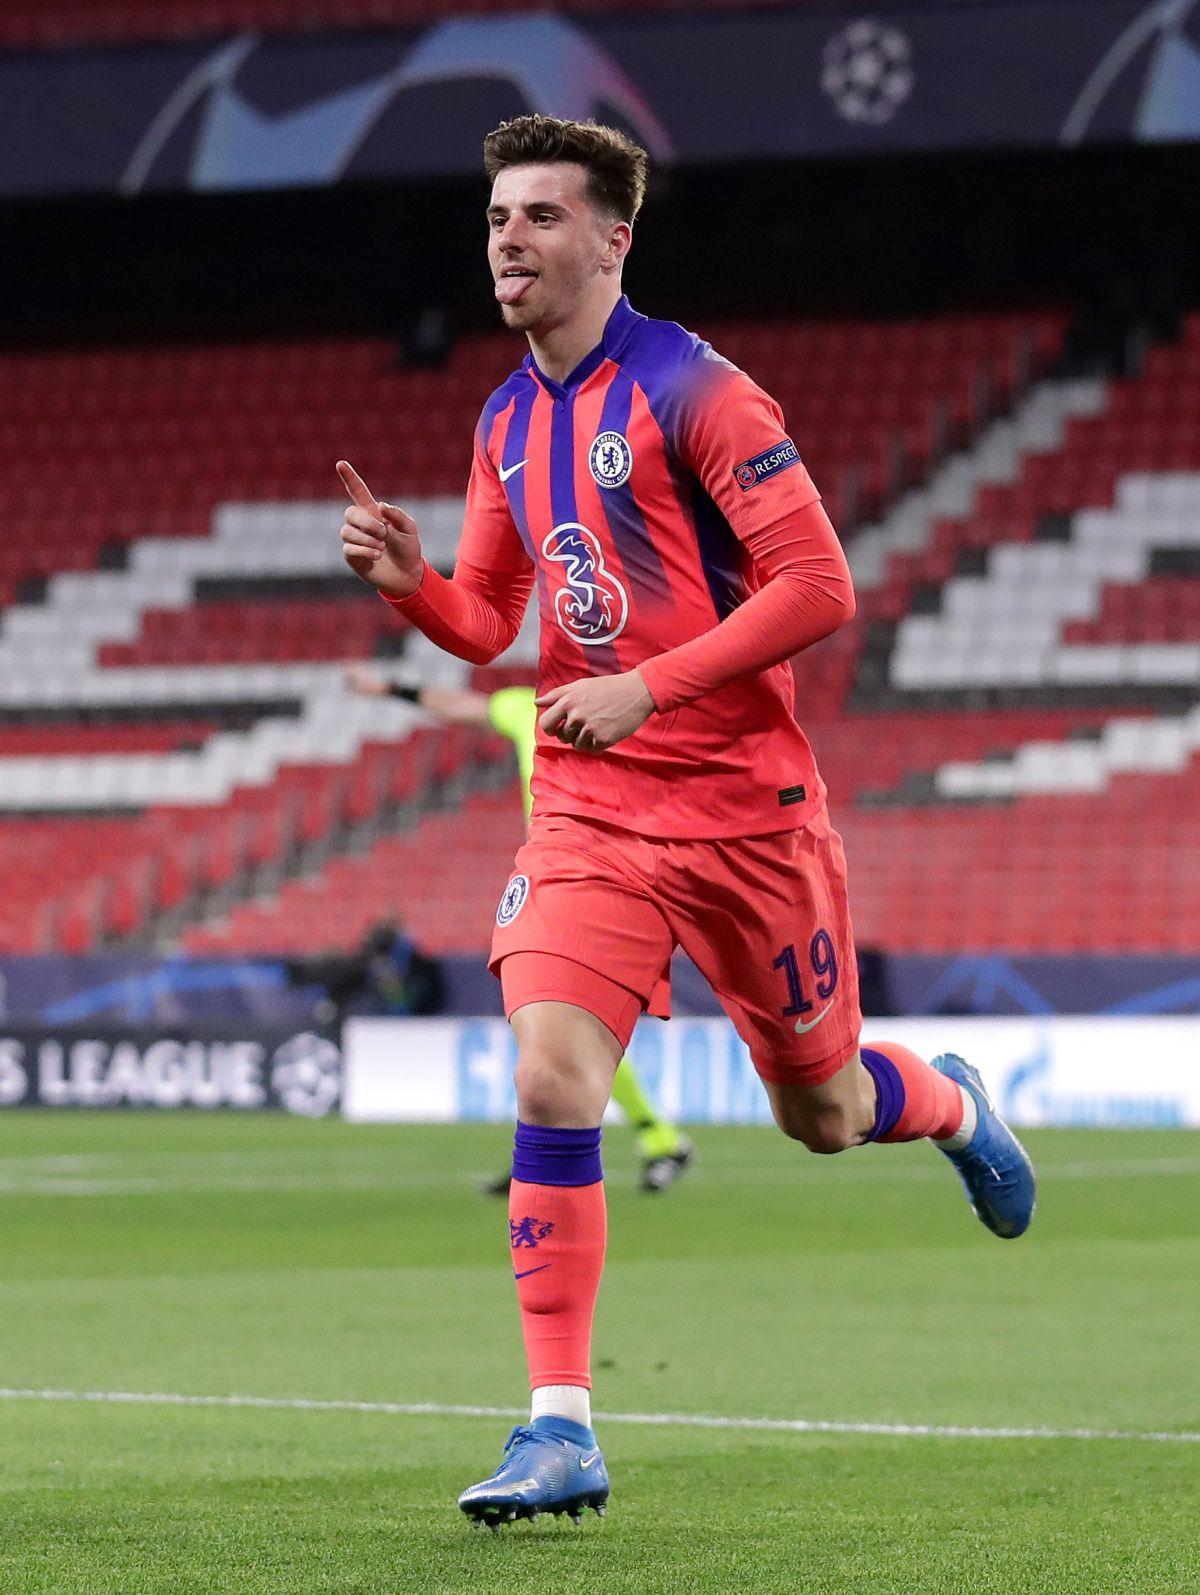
left=285, top=915, right=444, bottom=1030
left=346, top=661, right=694, bottom=1194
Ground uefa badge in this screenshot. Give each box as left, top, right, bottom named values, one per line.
left=589, top=431, right=633, bottom=489
left=496, top=873, right=530, bottom=927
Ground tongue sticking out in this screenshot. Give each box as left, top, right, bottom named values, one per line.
left=495, top=272, right=536, bottom=306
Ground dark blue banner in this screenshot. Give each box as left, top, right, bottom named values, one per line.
left=0, top=2, right=1198, bottom=200
left=2, top=952, right=1198, bottom=1023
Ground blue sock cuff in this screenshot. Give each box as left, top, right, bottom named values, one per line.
left=861, top=1046, right=905, bottom=1140
left=531, top=1414, right=596, bottom=1448
left=512, top=1122, right=603, bottom=1186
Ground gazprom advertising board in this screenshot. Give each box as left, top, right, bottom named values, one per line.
left=343, top=1016, right=1200, bottom=1129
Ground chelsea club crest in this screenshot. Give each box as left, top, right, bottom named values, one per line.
left=496, top=873, right=530, bottom=927
left=589, top=431, right=633, bottom=489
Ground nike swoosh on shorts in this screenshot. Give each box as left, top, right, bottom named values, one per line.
left=794, top=1002, right=833, bottom=1034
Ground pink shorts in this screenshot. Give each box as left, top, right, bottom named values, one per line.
left=489, top=808, right=862, bottom=1088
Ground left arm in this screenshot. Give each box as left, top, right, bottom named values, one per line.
left=537, top=502, right=852, bottom=749
left=538, top=366, right=855, bottom=749
left=637, top=498, right=853, bottom=712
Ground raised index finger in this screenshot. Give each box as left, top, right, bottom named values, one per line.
left=337, top=460, right=378, bottom=512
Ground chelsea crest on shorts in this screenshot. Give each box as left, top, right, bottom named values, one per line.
left=497, top=873, right=530, bottom=927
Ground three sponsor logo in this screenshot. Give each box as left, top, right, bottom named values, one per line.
left=541, top=524, right=629, bottom=646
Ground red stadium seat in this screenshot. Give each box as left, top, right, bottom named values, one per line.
left=12, top=308, right=1200, bottom=959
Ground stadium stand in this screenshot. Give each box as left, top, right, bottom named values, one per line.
left=9, top=304, right=1200, bottom=957
left=0, top=314, right=1051, bottom=613
left=184, top=784, right=526, bottom=956
left=817, top=312, right=1200, bottom=955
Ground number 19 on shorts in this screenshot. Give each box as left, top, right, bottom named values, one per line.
left=772, top=931, right=838, bottom=1018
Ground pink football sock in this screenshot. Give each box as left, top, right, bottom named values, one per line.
left=860, top=1040, right=965, bottom=1143
left=509, top=1122, right=607, bottom=1390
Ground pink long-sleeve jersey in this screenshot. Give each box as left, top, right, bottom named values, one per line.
left=385, top=295, right=855, bottom=839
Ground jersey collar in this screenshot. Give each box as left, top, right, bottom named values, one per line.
left=524, top=295, right=642, bottom=398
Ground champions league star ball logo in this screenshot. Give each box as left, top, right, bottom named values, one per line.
left=821, top=19, right=914, bottom=126
left=588, top=431, right=633, bottom=489
left=269, top=1032, right=342, bottom=1118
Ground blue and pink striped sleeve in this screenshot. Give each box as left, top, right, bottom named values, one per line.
left=639, top=363, right=856, bottom=711
left=383, top=394, right=535, bottom=666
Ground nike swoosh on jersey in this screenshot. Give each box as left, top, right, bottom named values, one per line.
left=498, top=458, right=528, bottom=482
left=794, top=1002, right=834, bottom=1035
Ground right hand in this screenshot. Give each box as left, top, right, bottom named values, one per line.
left=337, top=460, right=424, bottom=599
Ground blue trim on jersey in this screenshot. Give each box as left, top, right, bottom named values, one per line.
left=476, top=370, right=548, bottom=619
left=548, top=385, right=619, bottom=671
left=615, top=306, right=716, bottom=456
left=480, top=298, right=743, bottom=628
left=525, top=295, right=643, bottom=397
left=615, top=307, right=746, bottom=625
left=690, top=480, right=746, bottom=620
left=527, top=340, right=606, bottom=398
left=478, top=375, right=522, bottom=442
left=595, top=366, right=670, bottom=602
left=501, top=377, right=538, bottom=560
left=549, top=391, right=578, bottom=529
left=605, top=295, right=644, bottom=353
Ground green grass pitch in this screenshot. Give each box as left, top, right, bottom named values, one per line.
left=1, top=1110, right=1197, bottom=1593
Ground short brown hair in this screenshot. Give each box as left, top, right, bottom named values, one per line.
left=483, top=114, right=648, bottom=225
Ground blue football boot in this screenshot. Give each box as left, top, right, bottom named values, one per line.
left=932, top=1053, right=1036, bottom=1239
left=458, top=1417, right=609, bottom=1529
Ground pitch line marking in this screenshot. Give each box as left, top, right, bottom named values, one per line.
left=0, top=1152, right=1199, bottom=1197
left=0, top=1171, right=472, bottom=1197
left=0, top=1388, right=1196, bottom=1445
left=0, top=1154, right=1198, bottom=1197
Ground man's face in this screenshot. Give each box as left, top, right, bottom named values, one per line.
left=487, top=162, right=622, bottom=334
